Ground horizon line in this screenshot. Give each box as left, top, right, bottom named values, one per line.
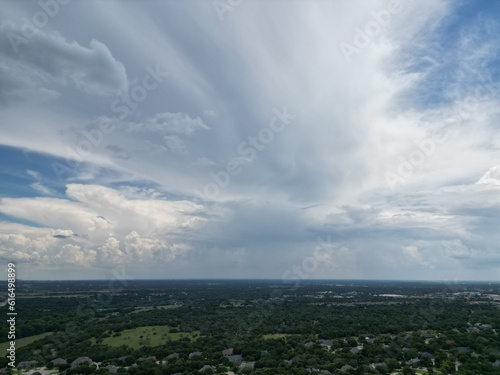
left=5, top=278, right=500, bottom=283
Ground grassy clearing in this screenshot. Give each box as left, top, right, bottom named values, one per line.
left=262, top=333, right=293, bottom=340
left=17, top=295, right=88, bottom=299
left=391, top=370, right=442, bottom=375
left=415, top=369, right=443, bottom=375
left=0, top=332, right=52, bottom=353
left=219, top=302, right=246, bottom=308
left=131, top=304, right=182, bottom=313
left=101, top=326, right=199, bottom=349
left=11, top=368, right=59, bottom=374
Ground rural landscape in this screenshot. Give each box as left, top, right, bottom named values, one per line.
left=2, top=0, right=500, bottom=374
left=1, top=279, right=500, bottom=374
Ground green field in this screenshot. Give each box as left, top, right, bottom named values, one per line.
left=10, top=369, right=59, bottom=375
left=131, top=304, right=182, bottom=313
left=389, top=372, right=443, bottom=375
left=101, top=326, right=199, bottom=349
left=0, top=332, right=52, bottom=353
left=262, top=333, right=293, bottom=340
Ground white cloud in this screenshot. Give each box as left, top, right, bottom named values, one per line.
left=192, top=157, right=216, bottom=167
left=98, top=236, right=124, bottom=265
left=26, top=169, right=57, bottom=196
left=0, top=22, right=128, bottom=98
left=402, top=245, right=421, bottom=261
left=55, top=244, right=97, bottom=266
left=0, top=1, right=499, bottom=280
left=0, top=197, right=104, bottom=234
left=30, top=182, right=56, bottom=196
left=0, top=230, right=54, bottom=264
left=400, top=245, right=435, bottom=269
left=52, top=229, right=74, bottom=238
left=0, top=59, right=60, bottom=105
left=477, top=165, right=500, bottom=185
left=0, top=184, right=204, bottom=270
left=442, top=240, right=472, bottom=259
left=132, top=112, right=209, bottom=135
left=64, top=184, right=205, bottom=234
left=123, top=231, right=184, bottom=263
left=163, top=135, right=187, bottom=155
left=26, top=170, right=42, bottom=180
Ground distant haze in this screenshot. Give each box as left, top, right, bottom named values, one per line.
left=0, top=0, right=499, bottom=280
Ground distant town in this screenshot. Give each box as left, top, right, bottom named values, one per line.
left=0, top=280, right=499, bottom=374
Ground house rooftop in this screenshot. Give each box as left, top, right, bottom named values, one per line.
left=340, top=364, right=355, bottom=372
left=51, top=358, right=67, bottom=365
left=199, top=365, right=215, bottom=372
left=71, top=357, right=93, bottom=367
left=106, top=365, right=119, bottom=374
left=240, top=361, right=255, bottom=369
left=227, top=354, right=243, bottom=362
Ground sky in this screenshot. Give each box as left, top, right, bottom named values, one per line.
left=0, top=0, right=500, bottom=281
